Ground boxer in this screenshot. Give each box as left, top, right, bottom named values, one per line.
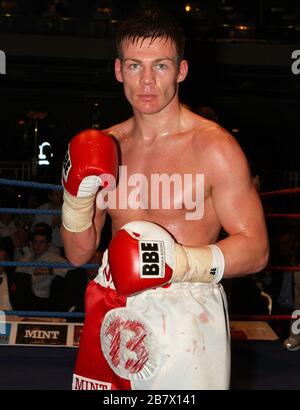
left=61, top=10, right=269, bottom=390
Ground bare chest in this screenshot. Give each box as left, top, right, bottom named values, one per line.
left=102, top=137, right=220, bottom=244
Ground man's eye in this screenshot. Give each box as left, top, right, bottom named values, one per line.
left=129, top=63, right=140, bottom=70
left=155, top=63, right=167, bottom=70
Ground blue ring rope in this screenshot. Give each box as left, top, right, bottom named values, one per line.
left=2, top=310, right=84, bottom=319
left=0, top=178, right=62, bottom=191
left=0, top=178, right=90, bottom=320
left=0, top=261, right=99, bottom=269
left=0, top=208, right=61, bottom=215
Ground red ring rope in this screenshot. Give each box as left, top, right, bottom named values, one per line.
left=260, top=187, right=300, bottom=197
left=265, top=213, right=300, bottom=219
left=230, top=314, right=299, bottom=320
left=267, top=265, right=300, bottom=272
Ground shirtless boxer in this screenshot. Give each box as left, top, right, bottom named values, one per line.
left=61, top=10, right=269, bottom=390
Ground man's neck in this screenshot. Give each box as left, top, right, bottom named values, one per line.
left=132, top=100, right=185, bottom=141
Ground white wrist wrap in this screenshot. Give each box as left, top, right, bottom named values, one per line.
left=174, top=243, right=225, bottom=284
left=208, top=244, right=225, bottom=283
left=62, top=191, right=95, bottom=232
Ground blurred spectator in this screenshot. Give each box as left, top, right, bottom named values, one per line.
left=0, top=191, right=36, bottom=260
left=15, top=228, right=68, bottom=310
left=0, top=237, right=12, bottom=310
left=0, top=212, right=17, bottom=238
left=271, top=230, right=300, bottom=351
left=19, top=190, right=39, bottom=229
left=0, top=237, right=32, bottom=310
left=284, top=265, right=300, bottom=351
left=277, top=232, right=297, bottom=309
left=0, top=209, right=31, bottom=259
left=11, top=223, right=31, bottom=261
left=265, top=231, right=298, bottom=314
left=14, top=222, right=61, bottom=260
left=32, top=189, right=63, bottom=252
left=33, top=222, right=61, bottom=253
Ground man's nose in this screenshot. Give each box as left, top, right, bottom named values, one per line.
left=140, top=67, right=155, bottom=85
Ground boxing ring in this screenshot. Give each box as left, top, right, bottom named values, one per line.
left=0, top=337, right=299, bottom=390
left=0, top=178, right=299, bottom=390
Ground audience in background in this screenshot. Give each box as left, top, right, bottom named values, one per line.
left=0, top=237, right=12, bottom=310
left=264, top=231, right=298, bottom=314
left=15, top=228, right=68, bottom=310
left=15, top=222, right=61, bottom=260
left=32, top=189, right=64, bottom=253
left=0, top=237, right=32, bottom=310
left=0, top=212, right=17, bottom=239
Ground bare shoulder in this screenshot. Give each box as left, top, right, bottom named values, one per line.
left=191, top=115, right=244, bottom=161
left=102, top=118, right=134, bottom=142
left=191, top=114, right=236, bottom=151
left=190, top=114, right=250, bottom=182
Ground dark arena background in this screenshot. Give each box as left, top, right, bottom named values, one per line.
left=0, top=0, right=300, bottom=392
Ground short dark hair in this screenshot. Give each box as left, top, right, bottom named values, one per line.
left=116, top=9, right=185, bottom=62
left=31, top=228, right=52, bottom=244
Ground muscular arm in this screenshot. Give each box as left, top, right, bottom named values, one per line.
left=61, top=208, right=106, bottom=266
left=209, top=130, right=269, bottom=277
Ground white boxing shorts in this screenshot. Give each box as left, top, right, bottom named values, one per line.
left=73, top=252, right=231, bottom=390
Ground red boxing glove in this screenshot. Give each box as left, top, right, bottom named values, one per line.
left=108, top=221, right=175, bottom=296
left=108, top=221, right=225, bottom=296
left=62, top=129, right=118, bottom=198
left=61, top=129, right=118, bottom=232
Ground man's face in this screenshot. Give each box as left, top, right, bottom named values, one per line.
left=115, top=37, right=188, bottom=115
left=32, top=235, right=48, bottom=257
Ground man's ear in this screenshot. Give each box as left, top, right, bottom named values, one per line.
left=115, top=58, right=123, bottom=83
left=177, top=59, right=188, bottom=83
